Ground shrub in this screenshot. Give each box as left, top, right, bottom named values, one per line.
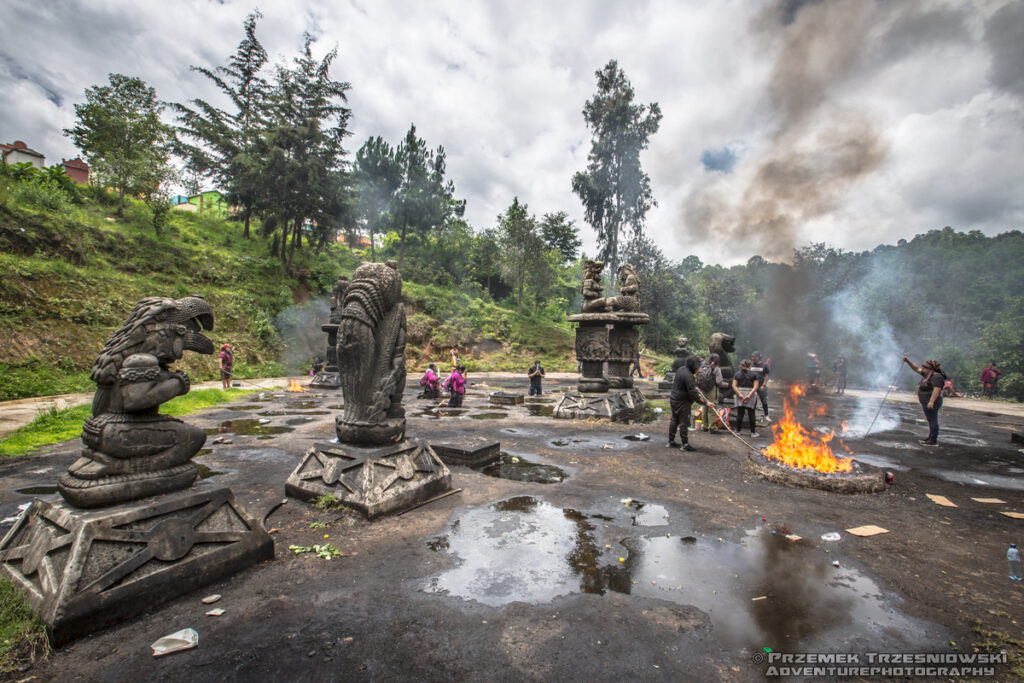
left=10, top=179, right=72, bottom=213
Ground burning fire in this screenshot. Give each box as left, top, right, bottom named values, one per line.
left=761, top=385, right=853, bottom=473
left=287, top=379, right=309, bottom=393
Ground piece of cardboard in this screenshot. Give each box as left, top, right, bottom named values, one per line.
left=846, top=525, right=890, bottom=537
left=971, top=498, right=1006, bottom=504
left=926, top=494, right=957, bottom=508
left=1000, top=512, right=1024, bottom=520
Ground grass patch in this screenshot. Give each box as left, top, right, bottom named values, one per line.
left=972, top=620, right=1024, bottom=680
left=313, top=493, right=350, bottom=513
left=0, top=388, right=264, bottom=457
left=0, top=577, right=48, bottom=675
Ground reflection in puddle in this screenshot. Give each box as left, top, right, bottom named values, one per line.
left=934, top=470, right=1024, bottom=491
left=285, top=416, right=317, bottom=425
left=284, top=400, right=322, bottom=410
left=426, top=497, right=935, bottom=650
left=469, top=412, right=509, bottom=420
left=204, top=419, right=295, bottom=439
left=625, top=499, right=668, bottom=526
left=196, top=464, right=226, bottom=479
left=224, top=404, right=262, bottom=411
left=412, top=407, right=469, bottom=419
left=15, top=486, right=58, bottom=496
left=550, top=438, right=588, bottom=447
left=847, top=454, right=909, bottom=471
left=481, top=453, right=567, bottom=484
left=257, top=410, right=330, bottom=417
left=872, top=440, right=919, bottom=450
left=525, top=404, right=555, bottom=417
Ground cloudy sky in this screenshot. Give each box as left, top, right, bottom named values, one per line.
left=1, top=0, right=1021, bottom=265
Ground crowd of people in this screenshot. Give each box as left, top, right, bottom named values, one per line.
left=415, top=346, right=547, bottom=407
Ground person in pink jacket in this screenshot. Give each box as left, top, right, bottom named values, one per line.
left=446, top=364, right=467, bottom=407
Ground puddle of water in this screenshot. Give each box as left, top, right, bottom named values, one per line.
left=525, top=398, right=555, bottom=404
left=15, top=486, right=58, bottom=496
left=872, top=440, right=919, bottom=451
left=525, top=404, right=555, bottom=417
left=622, top=434, right=652, bottom=442
left=937, top=434, right=988, bottom=447
left=550, top=438, right=588, bottom=447
left=469, top=412, right=509, bottom=420
left=196, top=464, right=226, bottom=480
left=204, top=419, right=295, bottom=439
left=258, top=410, right=330, bottom=417
left=848, top=454, right=910, bottom=471
left=425, top=497, right=933, bottom=651
left=283, top=400, right=321, bottom=409
left=327, top=404, right=344, bottom=410
left=625, top=500, right=669, bottom=526
left=480, top=453, right=567, bottom=484
left=934, top=470, right=1024, bottom=491
left=224, top=404, right=262, bottom=411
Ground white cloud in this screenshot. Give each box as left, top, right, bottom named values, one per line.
left=1, top=0, right=1020, bottom=266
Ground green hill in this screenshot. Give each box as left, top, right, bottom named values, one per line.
left=0, top=184, right=575, bottom=401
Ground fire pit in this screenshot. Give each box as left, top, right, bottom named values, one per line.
left=747, top=385, right=886, bottom=494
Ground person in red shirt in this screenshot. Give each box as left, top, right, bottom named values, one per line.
left=218, top=344, right=234, bottom=390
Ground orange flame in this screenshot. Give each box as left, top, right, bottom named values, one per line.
left=287, top=379, right=309, bottom=393
left=761, top=385, right=853, bottom=473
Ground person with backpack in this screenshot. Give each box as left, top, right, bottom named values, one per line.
left=981, top=361, right=1003, bottom=399
left=419, top=363, right=441, bottom=399
left=696, top=353, right=729, bottom=433
left=446, top=364, right=467, bottom=407
left=669, top=356, right=702, bottom=451
left=732, top=359, right=762, bottom=438
left=903, top=356, right=946, bottom=446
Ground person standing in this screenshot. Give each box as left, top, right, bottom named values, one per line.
left=528, top=360, right=546, bottom=396
left=450, top=346, right=461, bottom=372
left=696, top=354, right=729, bottom=433
left=448, top=364, right=467, bottom=407
left=732, top=359, right=761, bottom=438
left=218, top=344, right=234, bottom=390
left=903, top=356, right=945, bottom=446
left=981, top=361, right=1004, bottom=399
left=832, top=355, right=847, bottom=395
left=669, top=356, right=701, bottom=451
left=750, top=351, right=771, bottom=422
left=630, top=349, right=643, bottom=377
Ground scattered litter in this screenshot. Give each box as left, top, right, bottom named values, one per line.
left=751, top=596, right=768, bottom=601
left=17, top=503, right=30, bottom=511
left=653, top=407, right=663, bottom=414
left=846, top=525, right=890, bottom=537
left=267, top=528, right=279, bottom=534
left=784, top=534, right=802, bottom=541
left=0, top=516, right=20, bottom=524
left=201, top=594, right=221, bottom=604
left=290, top=544, right=344, bottom=559
left=630, top=433, right=650, bottom=441
left=821, top=532, right=841, bottom=542
left=602, top=444, right=614, bottom=450
left=342, top=637, right=353, bottom=643
left=212, top=437, right=233, bottom=445
left=151, top=628, right=198, bottom=657
left=620, top=498, right=632, bottom=504
left=258, top=418, right=271, bottom=424
left=205, top=608, right=225, bottom=617
left=972, top=498, right=1006, bottom=504
left=509, top=456, right=520, bottom=463
left=618, top=557, right=625, bottom=563
left=926, top=494, right=957, bottom=508
left=1000, top=512, right=1024, bottom=520
left=832, top=560, right=841, bottom=567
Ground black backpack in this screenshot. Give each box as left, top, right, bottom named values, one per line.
left=696, top=365, right=715, bottom=392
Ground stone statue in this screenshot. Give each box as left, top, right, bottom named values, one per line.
left=709, top=332, right=736, bottom=382
left=310, top=275, right=350, bottom=388
left=335, top=261, right=406, bottom=445
left=58, top=297, right=215, bottom=508
left=580, top=259, right=606, bottom=313
left=670, top=337, right=692, bottom=373
left=581, top=262, right=641, bottom=313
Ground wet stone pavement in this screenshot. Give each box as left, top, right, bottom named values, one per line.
left=1, top=377, right=1022, bottom=681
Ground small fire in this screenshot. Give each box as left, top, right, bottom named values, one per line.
left=288, top=379, right=309, bottom=393
left=761, top=385, right=853, bottom=473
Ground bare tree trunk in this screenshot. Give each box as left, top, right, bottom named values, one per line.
left=243, top=212, right=251, bottom=238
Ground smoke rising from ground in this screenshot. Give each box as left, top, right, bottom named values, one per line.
left=274, top=298, right=330, bottom=373
left=682, top=0, right=896, bottom=260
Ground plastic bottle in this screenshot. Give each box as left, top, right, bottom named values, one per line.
left=1009, top=544, right=1022, bottom=581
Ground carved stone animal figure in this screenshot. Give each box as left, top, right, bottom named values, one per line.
left=336, top=261, right=407, bottom=445
left=58, top=297, right=215, bottom=508
left=579, top=260, right=607, bottom=313
left=581, top=263, right=641, bottom=313
left=708, top=332, right=736, bottom=381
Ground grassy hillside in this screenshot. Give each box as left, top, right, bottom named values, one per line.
left=0, top=182, right=575, bottom=400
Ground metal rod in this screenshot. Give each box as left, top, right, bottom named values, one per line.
left=397, top=488, right=463, bottom=515
left=865, top=358, right=905, bottom=436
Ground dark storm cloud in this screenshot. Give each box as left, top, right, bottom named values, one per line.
left=0, top=54, right=63, bottom=106
left=985, top=1, right=1024, bottom=98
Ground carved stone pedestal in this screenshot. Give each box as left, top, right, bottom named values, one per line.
left=309, top=370, right=340, bottom=389
left=0, top=488, right=273, bottom=645
left=285, top=440, right=452, bottom=519
left=552, top=387, right=646, bottom=422
left=489, top=392, right=524, bottom=406
left=431, top=437, right=501, bottom=468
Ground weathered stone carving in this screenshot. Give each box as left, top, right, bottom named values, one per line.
left=580, top=262, right=641, bottom=313
left=57, top=297, right=215, bottom=508
left=0, top=488, right=273, bottom=644
left=709, top=332, right=736, bottom=383
left=553, top=387, right=646, bottom=422
left=310, top=275, right=349, bottom=389
left=659, top=337, right=693, bottom=391
left=287, top=261, right=451, bottom=517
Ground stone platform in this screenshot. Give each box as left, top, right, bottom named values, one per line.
left=552, top=387, right=646, bottom=422
left=431, top=438, right=501, bottom=468
left=0, top=488, right=273, bottom=645
left=285, top=440, right=452, bottom=519
left=309, top=371, right=340, bottom=390
left=489, top=391, right=524, bottom=406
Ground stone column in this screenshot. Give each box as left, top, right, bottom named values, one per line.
left=606, top=324, right=639, bottom=389
left=573, top=319, right=609, bottom=393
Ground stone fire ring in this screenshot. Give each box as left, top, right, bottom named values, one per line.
left=746, top=450, right=886, bottom=494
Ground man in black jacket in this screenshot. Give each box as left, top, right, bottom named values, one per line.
left=669, top=356, right=702, bottom=451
